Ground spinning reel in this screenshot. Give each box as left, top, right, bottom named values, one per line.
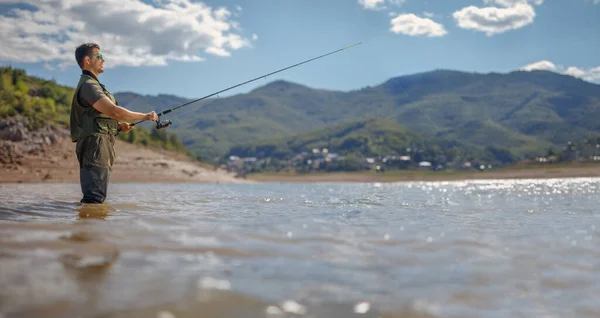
left=156, top=118, right=172, bottom=129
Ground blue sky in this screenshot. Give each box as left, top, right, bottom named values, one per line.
left=0, top=0, right=599, bottom=99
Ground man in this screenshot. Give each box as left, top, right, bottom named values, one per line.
left=70, top=43, right=158, bottom=204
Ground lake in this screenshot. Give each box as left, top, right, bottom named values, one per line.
left=1, top=178, right=599, bottom=317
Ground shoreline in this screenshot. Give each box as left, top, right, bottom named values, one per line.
left=244, top=163, right=600, bottom=183
left=3, top=144, right=600, bottom=184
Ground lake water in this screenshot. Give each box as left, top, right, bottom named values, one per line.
left=0, top=178, right=599, bottom=318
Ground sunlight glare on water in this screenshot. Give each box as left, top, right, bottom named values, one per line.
left=0, top=178, right=599, bottom=317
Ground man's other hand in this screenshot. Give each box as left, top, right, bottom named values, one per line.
left=118, top=122, right=133, bottom=133
left=145, top=111, right=158, bottom=122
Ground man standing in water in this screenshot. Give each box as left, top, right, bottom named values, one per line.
left=70, top=43, right=158, bottom=204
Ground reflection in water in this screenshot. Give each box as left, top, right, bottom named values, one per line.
left=75, top=203, right=116, bottom=220
left=59, top=244, right=120, bottom=270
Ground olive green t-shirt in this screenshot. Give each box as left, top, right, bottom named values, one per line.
left=78, top=81, right=106, bottom=108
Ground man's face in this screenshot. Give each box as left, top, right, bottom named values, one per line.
left=86, top=48, right=104, bottom=74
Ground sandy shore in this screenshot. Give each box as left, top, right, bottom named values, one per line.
left=0, top=138, right=250, bottom=184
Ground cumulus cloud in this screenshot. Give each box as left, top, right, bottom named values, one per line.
left=359, top=0, right=405, bottom=11
left=0, top=0, right=256, bottom=68
left=390, top=14, right=447, bottom=37
left=453, top=0, right=543, bottom=36
left=520, top=60, right=556, bottom=72
left=564, top=66, right=600, bottom=83
left=520, top=60, right=600, bottom=83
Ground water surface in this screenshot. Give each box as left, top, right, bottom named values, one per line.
left=1, top=179, right=599, bottom=317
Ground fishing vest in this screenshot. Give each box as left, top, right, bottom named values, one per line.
left=70, top=73, right=119, bottom=142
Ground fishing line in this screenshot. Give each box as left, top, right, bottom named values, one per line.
left=130, top=42, right=362, bottom=129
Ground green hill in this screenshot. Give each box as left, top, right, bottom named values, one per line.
left=0, top=68, right=73, bottom=128
left=115, top=69, right=600, bottom=162
left=226, top=118, right=448, bottom=158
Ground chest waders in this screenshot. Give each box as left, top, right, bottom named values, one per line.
left=70, top=72, right=119, bottom=204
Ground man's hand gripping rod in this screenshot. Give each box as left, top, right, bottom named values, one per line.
left=129, top=42, right=362, bottom=129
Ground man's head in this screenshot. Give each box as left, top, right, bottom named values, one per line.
left=75, top=43, right=104, bottom=75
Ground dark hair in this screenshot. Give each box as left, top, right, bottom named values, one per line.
left=75, top=43, right=100, bottom=69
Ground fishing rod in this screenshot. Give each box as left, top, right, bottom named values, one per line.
left=130, top=42, right=361, bottom=129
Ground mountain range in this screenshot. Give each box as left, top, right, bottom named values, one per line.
left=114, top=69, right=600, bottom=163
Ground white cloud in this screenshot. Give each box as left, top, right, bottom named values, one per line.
left=359, top=0, right=405, bottom=11
left=520, top=60, right=556, bottom=71
left=453, top=0, right=543, bottom=36
left=520, top=60, right=600, bottom=83
left=484, top=0, right=543, bottom=6
left=359, top=0, right=385, bottom=10
left=564, top=66, right=587, bottom=78
left=390, top=14, right=447, bottom=37
left=0, top=0, right=256, bottom=68
left=564, top=66, right=600, bottom=83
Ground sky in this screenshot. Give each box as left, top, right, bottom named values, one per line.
left=0, top=0, right=599, bottom=99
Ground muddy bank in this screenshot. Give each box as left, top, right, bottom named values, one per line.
left=0, top=116, right=249, bottom=183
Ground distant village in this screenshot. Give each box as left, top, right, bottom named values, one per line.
left=222, top=139, right=600, bottom=176
left=224, top=147, right=494, bottom=175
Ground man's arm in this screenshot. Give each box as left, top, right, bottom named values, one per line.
left=92, top=96, right=157, bottom=122
left=80, top=81, right=157, bottom=122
